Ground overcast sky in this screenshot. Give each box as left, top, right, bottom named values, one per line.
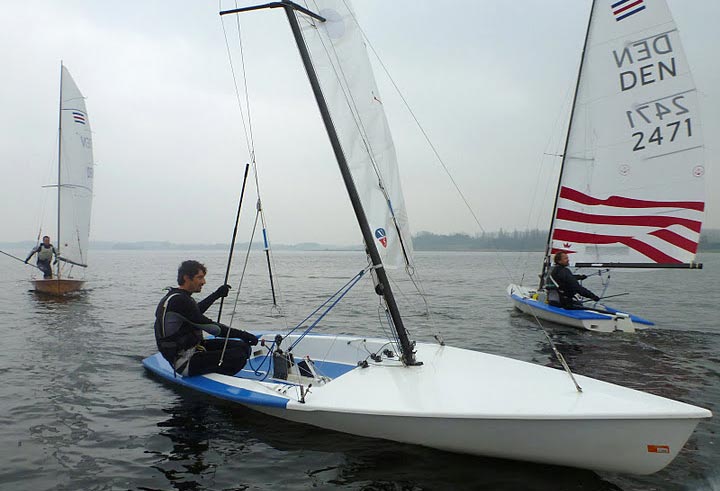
left=1, top=1, right=718, bottom=246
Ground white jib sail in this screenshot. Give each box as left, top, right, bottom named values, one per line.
left=550, top=0, right=705, bottom=267
left=58, top=66, right=94, bottom=268
left=297, top=0, right=414, bottom=270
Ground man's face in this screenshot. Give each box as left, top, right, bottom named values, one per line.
left=185, top=270, right=206, bottom=293
left=559, top=253, right=569, bottom=266
left=42, top=237, right=50, bottom=245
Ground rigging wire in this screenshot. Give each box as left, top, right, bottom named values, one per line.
left=337, top=0, right=517, bottom=285
left=287, top=267, right=369, bottom=351
left=331, top=1, right=584, bottom=384
left=227, top=207, right=262, bottom=329
left=525, top=306, right=583, bottom=393
left=220, top=0, right=256, bottom=161
left=517, top=79, right=576, bottom=287
left=244, top=268, right=372, bottom=382
left=220, top=0, right=287, bottom=326
left=31, top=127, right=64, bottom=270
left=302, top=1, right=415, bottom=272
left=305, top=1, right=437, bottom=326
left=299, top=1, right=445, bottom=342
left=218, top=162, right=251, bottom=325
left=216, top=161, right=251, bottom=368
left=253, top=165, right=282, bottom=315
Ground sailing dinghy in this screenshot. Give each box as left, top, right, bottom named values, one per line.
left=144, top=0, right=711, bottom=474
left=508, top=0, right=705, bottom=332
left=32, top=64, right=94, bottom=295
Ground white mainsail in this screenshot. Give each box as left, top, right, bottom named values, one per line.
left=297, top=0, right=413, bottom=270
left=550, top=0, right=704, bottom=267
left=58, top=65, right=94, bottom=269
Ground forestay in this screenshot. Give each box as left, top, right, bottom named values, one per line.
left=58, top=66, right=94, bottom=268
left=550, top=0, right=704, bottom=267
left=296, top=0, right=413, bottom=270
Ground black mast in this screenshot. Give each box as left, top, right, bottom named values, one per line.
left=539, top=0, right=597, bottom=289
left=56, top=62, right=64, bottom=279
left=220, top=1, right=419, bottom=365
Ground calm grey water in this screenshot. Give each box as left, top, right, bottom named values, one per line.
left=0, top=249, right=718, bottom=491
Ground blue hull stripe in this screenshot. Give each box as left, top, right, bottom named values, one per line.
left=142, top=353, right=291, bottom=409
left=511, top=293, right=654, bottom=326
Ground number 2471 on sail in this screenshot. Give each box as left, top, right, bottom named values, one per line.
left=632, top=118, right=691, bottom=152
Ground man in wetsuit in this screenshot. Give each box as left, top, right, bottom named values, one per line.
left=25, top=236, right=57, bottom=279
left=154, top=259, right=258, bottom=377
left=546, top=251, right=600, bottom=309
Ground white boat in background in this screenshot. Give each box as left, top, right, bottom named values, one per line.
left=507, top=284, right=654, bottom=333
left=508, top=0, right=706, bottom=332
left=144, top=0, right=711, bottom=474
left=32, top=64, right=94, bottom=295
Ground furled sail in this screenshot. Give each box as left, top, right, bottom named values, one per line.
left=550, top=0, right=704, bottom=267
left=58, top=66, right=94, bottom=268
left=296, top=0, right=413, bottom=269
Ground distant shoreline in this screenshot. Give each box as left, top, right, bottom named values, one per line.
left=2, top=230, right=719, bottom=253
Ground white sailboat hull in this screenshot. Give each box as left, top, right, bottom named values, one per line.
left=507, top=284, right=652, bottom=333
left=256, top=406, right=698, bottom=475
left=143, top=334, right=710, bottom=474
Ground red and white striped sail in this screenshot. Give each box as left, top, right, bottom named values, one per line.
left=550, top=0, right=705, bottom=267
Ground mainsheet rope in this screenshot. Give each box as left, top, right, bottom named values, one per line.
left=247, top=267, right=370, bottom=380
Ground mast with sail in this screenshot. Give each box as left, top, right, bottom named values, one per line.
left=56, top=65, right=94, bottom=272
left=539, top=1, right=597, bottom=287
left=220, top=1, right=419, bottom=365
left=542, top=0, right=704, bottom=278
left=56, top=63, right=64, bottom=278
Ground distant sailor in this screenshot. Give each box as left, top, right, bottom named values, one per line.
left=25, top=236, right=57, bottom=279
left=154, top=260, right=258, bottom=377
left=546, top=252, right=600, bottom=309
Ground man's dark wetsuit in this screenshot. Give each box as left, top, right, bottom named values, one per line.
left=547, top=264, right=600, bottom=309
left=154, top=287, right=258, bottom=376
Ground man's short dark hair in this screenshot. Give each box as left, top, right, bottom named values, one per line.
left=177, top=260, right=207, bottom=285
left=42, top=235, right=50, bottom=240
left=553, top=251, right=566, bottom=265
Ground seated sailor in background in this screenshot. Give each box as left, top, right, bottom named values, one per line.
left=154, top=259, right=258, bottom=377
left=25, top=235, right=57, bottom=279
left=546, top=251, right=600, bottom=309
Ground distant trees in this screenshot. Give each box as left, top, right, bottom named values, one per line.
left=699, top=229, right=720, bottom=252
left=413, top=229, right=546, bottom=251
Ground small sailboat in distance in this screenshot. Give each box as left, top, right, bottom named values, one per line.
left=508, top=0, right=705, bottom=332
left=144, top=0, right=711, bottom=474
left=32, top=64, right=94, bottom=295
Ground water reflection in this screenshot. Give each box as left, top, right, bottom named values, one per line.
left=147, top=391, right=623, bottom=491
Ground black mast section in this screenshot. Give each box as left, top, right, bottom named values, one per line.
left=220, top=1, right=419, bottom=365
left=218, top=162, right=251, bottom=323
left=539, top=0, right=597, bottom=289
